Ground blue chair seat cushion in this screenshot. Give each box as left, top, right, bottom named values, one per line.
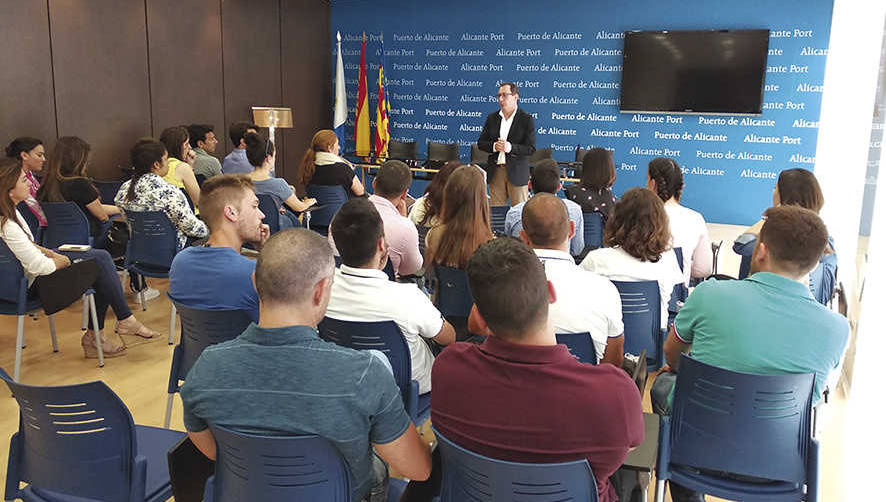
left=137, top=425, right=187, bottom=501
left=415, top=392, right=431, bottom=426
left=669, top=462, right=805, bottom=500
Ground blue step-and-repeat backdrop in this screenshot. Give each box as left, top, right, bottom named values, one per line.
left=331, top=0, right=833, bottom=224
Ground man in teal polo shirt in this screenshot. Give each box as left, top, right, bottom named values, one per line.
left=180, top=228, right=431, bottom=501
left=651, top=205, right=848, bottom=502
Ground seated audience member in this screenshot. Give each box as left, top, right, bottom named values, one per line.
left=580, top=188, right=683, bottom=330
left=565, top=147, right=618, bottom=220
left=733, top=168, right=836, bottom=304
left=37, top=136, right=121, bottom=249
left=647, top=157, right=712, bottom=285
left=244, top=132, right=316, bottom=229
left=180, top=228, right=431, bottom=501
left=116, top=138, right=208, bottom=248
left=363, top=160, right=422, bottom=276
left=299, top=129, right=365, bottom=197
left=653, top=205, right=849, bottom=502
left=431, top=237, right=644, bottom=502
left=1, top=158, right=159, bottom=358
left=187, top=123, right=222, bottom=180
left=221, top=121, right=259, bottom=175
left=425, top=165, right=493, bottom=268
left=159, top=126, right=201, bottom=206
left=519, top=194, right=623, bottom=366
left=408, top=160, right=460, bottom=228
left=326, top=198, right=455, bottom=394
left=5, top=137, right=47, bottom=226
left=169, top=175, right=269, bottom=322
left=504, top=159, right=584, bottom=256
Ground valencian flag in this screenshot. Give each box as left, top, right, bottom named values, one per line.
left=375, top=34, right=391, bottom=159
left=354, top=32, right=370, bottom=157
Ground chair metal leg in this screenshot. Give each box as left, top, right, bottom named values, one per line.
left=13, top=315, right=25, bottom=382
left=48, top=315, right=58, bottom=352
left=164, top=393, right=175, bottom=428
left=80, top=295, right=88, bottom=330
left=654, top=479, right=666, bottom=502
left=88, top=295, right=104, bottom=367
left=168, top=303, right=177, bottom=345
left=139, top=288, right=146, bottom=311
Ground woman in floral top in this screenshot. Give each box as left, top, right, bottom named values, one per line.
left=565, top=147, right=618, bottom=220
left=115, top=138, right=208, bottom=248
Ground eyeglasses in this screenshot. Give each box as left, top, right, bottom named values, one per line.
left=497, top=93, right=514, bottom=98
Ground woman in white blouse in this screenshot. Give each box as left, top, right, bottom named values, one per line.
left=646, top=157, right=713, bottom=286
left=580, top=187, right=683, bottom=329
left=1, top=158, right=159, bottom=358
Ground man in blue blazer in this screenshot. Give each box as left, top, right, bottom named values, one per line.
left=477, top=83, right=537, bottom=206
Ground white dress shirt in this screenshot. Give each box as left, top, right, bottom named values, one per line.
left=325, top=265, right=445, bottom=394
left=535, top=248, right=623, bottom=362
left=664, top=201, right=713, bottom=285
left=0, top=210, right=56, bottom=284
left=496, top=108, right=516, bottom=164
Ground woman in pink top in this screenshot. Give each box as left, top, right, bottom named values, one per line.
left=5, top=137, right=47, bottom=226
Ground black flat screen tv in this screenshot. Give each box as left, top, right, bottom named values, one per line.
left=619, top=29, right=770, bottom=115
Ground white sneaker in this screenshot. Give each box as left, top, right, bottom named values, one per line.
left=135, top=287, right=160, bottom=302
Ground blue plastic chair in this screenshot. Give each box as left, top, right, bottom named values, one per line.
left=123, top=210, right=180, bottom=342
left=0, top=366, right=186, bottom=502
left=582, top=211, right=604, bottom=250
left=490, top=205, right=509, bottom=235
left=611, top=280, right=664, bottom=371
left=164, top=299, right=253, bottom=428
left=41, top=201, right=92, bottom=248
left=433, top=266, right=473, bottom=318
left=16, top=201, right=43, bottom=244
left=318, top=318, right=430, bottom=427
left=93, top=179, right=125, bottom=205
left=555, top=332, right=598, bottom=365
left=306, top=185, right=348, bottom=236
left=257, top=193, right=282, bottom=235
left=434, top=427, right=599, bottom=502
left=0, top=240, right=103, bottom=380
left=654, top=355, right=818, bottom=502
left=203, top=426, right=352, bottom=502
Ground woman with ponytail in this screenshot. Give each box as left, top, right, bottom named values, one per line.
left=244, top=132, right=316, bottom=228
left=298, top=130, right=365, bottom=197
left=647, top=157, right=713, bottom=285
left=115, top=138, right=207, bottom=248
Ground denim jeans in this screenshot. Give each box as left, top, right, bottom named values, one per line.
left=59, top=248, right=132, bottom=330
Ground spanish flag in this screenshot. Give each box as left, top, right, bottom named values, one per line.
left=375, top=34, right=391, bottom=159
left=354, top=32, right=370, bottom=157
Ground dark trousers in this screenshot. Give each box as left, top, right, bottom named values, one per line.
left=57, top=248, right=132, bottom=330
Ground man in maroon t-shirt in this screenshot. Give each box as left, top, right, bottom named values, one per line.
left=431, top=237, right=645, bottom=502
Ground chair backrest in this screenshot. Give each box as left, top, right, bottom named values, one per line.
left=470, top=143, right=487, bottom=166
left=434, top=427, right=598, bottom=502
left=41, top=201, right=91, bottom=248
left=207, top=426, right=351, bottom=502
left=16, top=201, right=41, bottom=238
left=434, top=266, right=473, bottom=318
left=669, top=354, right=815, bottom=483
left=555, top=332, right=597, bottom=364
left=582, top=212, right=604, bottom=250
left=171, top=300, right=253, bottom=385
left=256, top=194, right=281, bottom=235
left=490, top=205, right=509, bottom=235
left=306, top=185, right=349, bottom=229
left=317, top=318, right=412, bottom=406
left=427, top=141, right=459, bottom=168
left=125, top=210, right=179, bottom=271
left=93, top=179, right=125, bottom=205
left=610, top=280, right=661, bottom=365
left=0, top=367, right=141, bottom=502
left=388, top=139, right=419, bottom=161
left=529, top=147, right=553, bottom=166
left=0, top=239, right=27, bottom=306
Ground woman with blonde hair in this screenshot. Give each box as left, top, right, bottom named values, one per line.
left=425, top=165, right=493, bottom=269
left=298, top=129, right=365, bottom=197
